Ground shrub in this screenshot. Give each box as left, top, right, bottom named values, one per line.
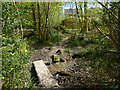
left=67, top=36, right=88, bottom=47
left=2, top=34, right=34, bottom=88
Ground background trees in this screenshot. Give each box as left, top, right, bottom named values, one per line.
left=2, top=2, right=64, bottom=88
left=2, top=1, right=120, bottom=88
left=95, top=1, right=120, bottom=50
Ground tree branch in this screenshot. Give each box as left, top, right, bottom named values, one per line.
left=96, top=0, right=118, bottom=20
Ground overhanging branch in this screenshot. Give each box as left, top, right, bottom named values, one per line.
left=96, top=0, right=118, bottom=20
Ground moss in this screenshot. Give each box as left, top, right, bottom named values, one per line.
left=53, top=56, right=65, bottom=62
left=54, top=56, right=60, bottom=62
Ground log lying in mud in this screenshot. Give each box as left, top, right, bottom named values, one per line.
left=33, top=60, right=60, bottom=88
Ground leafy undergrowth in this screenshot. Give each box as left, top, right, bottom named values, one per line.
left=76, top=45, right=120, bottom=88
left=28, top=30, right=64, bottom=49
left=67, top=36, right=89, bottom=47
left=44, top=31, right=63, bottom=46
left=2, top=34, right=35, bottom=89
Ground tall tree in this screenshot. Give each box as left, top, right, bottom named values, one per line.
left=75, top=1, right=82, bottom=31
left=31, top=3, right=37, bottom=30
left=36, top=2, right=42, bottom=41
left=44, top=2, right=50, bottom=41
left=83, top=0, right=88, bottom=33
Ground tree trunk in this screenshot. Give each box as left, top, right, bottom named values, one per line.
left=118, top=7, right=120, bottom=29
left=79, top=2, right=83, bottom=33
left=44, top=2, right=50, bottom=41
left=83, top=1, right=88, bottom=33
left=75, top=1, right=82, bottom=30
left=32, top=3, right=37, bottom=30
left=36, top=2, right=41, bottom=41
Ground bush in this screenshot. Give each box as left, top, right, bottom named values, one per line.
left=2, top=34, right=34, bottom=88
left=67, top=36, right=88, bottom=47
left=44, top=31, right=63, bottom=45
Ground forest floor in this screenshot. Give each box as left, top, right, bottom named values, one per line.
left=30, top=36, right=120, bottom=88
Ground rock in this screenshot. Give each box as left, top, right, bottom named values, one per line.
left=45, top=62, right=51, bottom=66
left=72, top=54, right=81, bottom=59
left=51, top=55, right=65, bottom=63
left=33, top=60, right=60, bottom=88
left=51, top=55, right=59, bottom=63
left=56, top=49, right=62, bottom=55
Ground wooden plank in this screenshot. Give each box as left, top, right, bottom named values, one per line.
left=33, top=60, right=60, bottom=88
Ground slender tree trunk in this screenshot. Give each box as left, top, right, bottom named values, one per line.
left=44, top=2, right=50, bottom=41
left=37, top=2, right=41, bottom=41
left=108, top=30, right=120, bottom=50
left=79, top=2, right=83, bottom=33
left=83, top=1, right=88, bottom=33
left=118, top=7, right=120, bottom=29
left=94, top=24, right=120, bottom=50
left=75, top=1, right=82, bottom=31
left=32, top=3, right=37, bottom=30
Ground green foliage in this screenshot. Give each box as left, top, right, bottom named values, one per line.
left=67, top=36, right=88, bottom=47
left=2, top=2, right=120, bottom=88
left=64, top=48, right=71, bottom=53
left=48, top=2, right=63, bottom=27
left=54, top=56, right=60, bottom=62
left=110, top=2, right=120, bottom=45
left=79, top=47, right=92, bottom=54
left=2, top=34, right=34, bottom=88
left=54, top=56, right=65, bottom=62
left=78, top=44, right=120, bottom=88
left=48, top=31, right=63, bottom=45
left=60, top=58, right=65, bottom=62
left=2, top=3, right=17, bottom=34
left=2, top=2, right=35, bottom=88
left=63, top=17, right=79, bottom=29
left=38, top=30, right=63, bottom=46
